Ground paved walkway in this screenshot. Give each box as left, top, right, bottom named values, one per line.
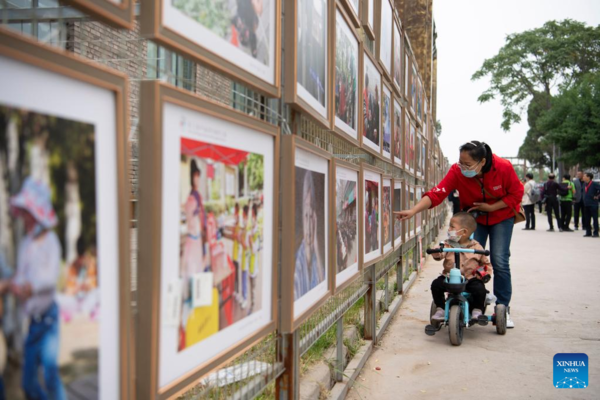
left=347, top=210, right=599, bottom=400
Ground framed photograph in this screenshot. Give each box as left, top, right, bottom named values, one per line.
left=362, top=51, right=382, bottom=155
left=378, top=0, right=393, bottom=78
left=137, top=82, right=278, bottom=399
left=141, top=0, right=281, bottom=97
left=392, top=19, right=402, bottom=94
left=393, top=179, right=404, bottom=248
left=341, top=0, right=361, bottom=27
left=416, top=186, right=422, bottom=234
left=382, top=177, right=393, bottom=256
left=421, top=138, right=428, bottom=182
left=331, top=4, right=361, bottom=144
left=393, top=98, right=403, bottom=166
left=416, top=134, right=422, bottom=178
left=0, top=28, right=131, bottom=399
left=281, top=136, right=331, bottom=331
left=408, top=184, right=415, bottom=238
left=333, top=160, right=361, bottom=292
left=411, top=62, right=418, bottom=114
left=361, top=164, right=382, bottom=266
left=64, top=0, right=134, bottom=29
left=417, top=77, right=423, bottom=123
left=361, top=0, right=376, bottom=40
left=381, top=83, right=392, bottom=160
left=285, top=0, right=330, bottom=126
left=404, top=51, right=410, bottom=99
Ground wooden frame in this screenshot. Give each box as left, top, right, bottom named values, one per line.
left=137, top=82, right=279, bottom=399
left=407, top=183, right=416, bottom=239
left=141, top=0, right=281, bottom=97
left=0, top=27, right=132, bottom=399
left=360, top=162, right=383, bottom=267
left=381, top=81, right=393, bottom=160
left=341, top=0, right=362, bottom=28
left=377, top=0, right=394, bottom=81
left=415, top=185, right=423, bottom=234
left=285, top=0, right=331, bottom=127
left=330, top=2, right=362, bottom=145
left=361, top=0, right=376, bottom=40
left=64, top=0, right=134, bottom=29
left=281, top=135, right=333, bottom=332
left=392, top=179, right=404, bottom=248
left=392, top=95, right=403, bottom=166
left=392, top=15, right=403, bottom=96
left=332, top=159, right=362, bottom=293
left=382, top=175, right=393, bottom=256
left=361, top=49, right=383, bottom=157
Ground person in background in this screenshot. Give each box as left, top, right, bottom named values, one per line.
left=573, top=170, right=586, bottom=231
left=9, top=177, right=66, bottom=400
left=559, top=173, right=576, bottom=232
left=522, top=173, right=536, bottom=230
left=449, top=189, right=461, bottom=214
left=537, top=182, right=545, bottom=214
left=0, top=250, right=12, bottom=400
left=544, top=174, right=562, bottom=232
left=582, top=172, right=600, bottom=238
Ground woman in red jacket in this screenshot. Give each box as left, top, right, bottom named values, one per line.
left=396, top=141, right=524, bottom=328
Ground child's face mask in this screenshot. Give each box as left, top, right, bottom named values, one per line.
left=447, top=228, right=466, bottom=242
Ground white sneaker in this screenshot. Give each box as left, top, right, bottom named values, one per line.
left=506, top=308, right=514, bottom=329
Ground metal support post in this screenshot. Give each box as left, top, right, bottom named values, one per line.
left=336, top=317, right=344, bottom=382
left=277, top=332, right=299, bottom=400
left=363, top=264, right=377, bottom=343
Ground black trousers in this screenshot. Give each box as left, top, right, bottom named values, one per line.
left=546, top=197, right=561, bottom=229
left=574, top=200, right=586, bottom=229
left=584, top=206, right=599, bottom=236
left=431, top=275, right=487, bottom=312
left=538, top=200, right=543, bottom=213
left=524, top=204, right=535, bottom=229
left=560, top=201, right=572, bottom=230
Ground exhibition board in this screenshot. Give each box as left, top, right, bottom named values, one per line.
left=341, top=0, right=362, bottom=28
left=382, top=176, right=393, bottom=256
left=280, top=136, right=333, bottom=332
left=141, top=0, right=281, bottom=97
left=137, top=82, right=279, bottom=399
left=285, top=0, right=331, bottom=127
left=0, top=27, right=132, bottom=400
left=392, top=97, right=403, bottom=166
left=392, top=16, right=403, bottom=96
left=64, top=0, right=135, bottom=29
left=361, top=163, right=384, bottom=267
left=362, top=0, right=376, bottom=40
left=392, top=179, right=405, bottom=248
left=381, top=82, right=393, bottom=160
left=378, top=0, right=393, bottom=81
left=331, top=3, right=362, bottom=145
left=361, top=50, right=383, bottom=156
left=333, top=159, right=362, bottom=293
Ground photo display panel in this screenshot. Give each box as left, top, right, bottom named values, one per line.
left=382, top=85, right=392, bottom=159
left=335, top=164, right=360, bottom=288
left=158, top=101, right=275, bottom=389
left=382, top=178, right=393, bottom=254
left=363, top=168, right=381, bottom=264
left=362, top=53, right=381, bottom=153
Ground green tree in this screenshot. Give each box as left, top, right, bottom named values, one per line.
left=472, top=20, right=600, bottom=167
left=537, top=72, right=600, bottom=167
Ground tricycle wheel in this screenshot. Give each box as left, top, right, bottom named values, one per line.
left=495, top=304, right=507, bottom=335
left=448, top=305, right=463, bottom=346
left=430, top=301, right=441, bottom=328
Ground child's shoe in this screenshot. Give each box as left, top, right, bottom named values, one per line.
left=431, top=307, right=445, bottom=321
left=471, top=308, right=483, bottom=320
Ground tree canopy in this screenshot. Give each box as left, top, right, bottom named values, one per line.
left=472, top=19, right=600, bottom=169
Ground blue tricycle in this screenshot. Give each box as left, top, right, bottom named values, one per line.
left=424, top=244, right=507, bottom=346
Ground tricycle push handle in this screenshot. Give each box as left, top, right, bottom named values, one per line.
left=426, top=248, right=490, bottom=256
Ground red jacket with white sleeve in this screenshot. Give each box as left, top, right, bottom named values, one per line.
left=424, top=154, right=524, bottom=226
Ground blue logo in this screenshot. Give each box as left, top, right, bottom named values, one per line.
left=554, top=353, right=588, bottom=389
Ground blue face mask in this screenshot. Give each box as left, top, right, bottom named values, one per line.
left=461, top=169, right=478, bottom=178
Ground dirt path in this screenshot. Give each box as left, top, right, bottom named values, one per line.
left=347, top=210, right=600, bottom=400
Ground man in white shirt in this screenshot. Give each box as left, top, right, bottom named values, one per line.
left=522, top=173, right=536, bottom=230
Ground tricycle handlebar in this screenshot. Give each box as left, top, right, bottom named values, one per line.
left=426, top=248, right=490, bottom=256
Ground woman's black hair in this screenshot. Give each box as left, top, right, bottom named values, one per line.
left=459, top=141, right=493, bottom=173
left=190, top=159, right=200, bottom=187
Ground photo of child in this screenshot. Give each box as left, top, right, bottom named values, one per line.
left=0, top=105, right=98, bottom=399
left=393, top=182, right=403, bottom=246
left=335, top=169, right=358, bottom=275
left=364, top=177, right=380, bottom=256
left=383, top=181, right=392, bottom=252
left=393, top=102, right=402, bottom=165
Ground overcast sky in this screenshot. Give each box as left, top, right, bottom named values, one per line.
left=434, top=0, right=600, bottom=164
